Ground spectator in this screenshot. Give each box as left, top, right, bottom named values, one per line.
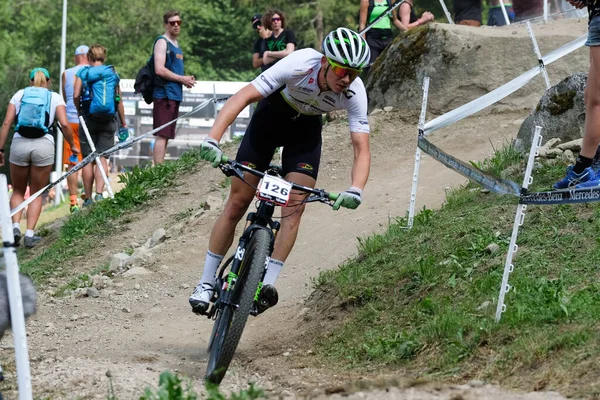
left=0, top=68, right=79, bottom=248
left=553, top=0, right=600, bottom=189
left=61, top=44, right=90, bottom=213
left=513, top=0, right=543, bottom=21
left=262, top=9, right=296, bottom=69
left=487, top=0, right=515, bottom=26
left=73, top=45, right=126, bottom=206
left=453, top=0, right=483, bottom=26
left=398, top=0, right=435, bottom=30
left=152, top=10, right=196, bottom=165
left=251, top=13, right=272, bottom=71
left=359, top=0, right=408, bottom=77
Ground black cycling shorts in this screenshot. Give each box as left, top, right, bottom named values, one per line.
left=236, top=92, right=322, bottom=179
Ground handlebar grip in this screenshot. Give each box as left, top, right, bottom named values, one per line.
left=221, top=155, right=230, bottom=163
left=328, top=192, right=339, bottom=201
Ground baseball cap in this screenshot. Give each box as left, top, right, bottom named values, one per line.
left=29, top=68, right=50, bottom=80
left=251, top=14, right=262, bottom=29
left=74, top=45, right=89, bottom=56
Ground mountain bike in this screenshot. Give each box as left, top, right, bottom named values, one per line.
left=204, top=156, right=338, bottom=384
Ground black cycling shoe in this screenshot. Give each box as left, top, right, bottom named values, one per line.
left=253, top=284, right=278, bottom=315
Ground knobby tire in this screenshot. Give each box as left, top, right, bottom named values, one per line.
left=205, top=229, right=270, bottom=384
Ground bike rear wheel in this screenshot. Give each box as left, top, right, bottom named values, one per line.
left=205, top=228, right=270, bottom=384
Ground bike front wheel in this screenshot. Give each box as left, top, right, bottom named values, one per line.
left=205, top=228, right=270, bottom=384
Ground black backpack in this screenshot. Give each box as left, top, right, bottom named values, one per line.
left=358, top=0, right=393, bottom=29
left=134, top=36, right=174, bottom=105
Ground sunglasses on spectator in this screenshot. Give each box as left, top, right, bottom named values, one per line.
left=272, top=17, right=281, bottom=22
left=168, top=20, right=182, bottom=26
left=327, top=59, right=362, bottom=80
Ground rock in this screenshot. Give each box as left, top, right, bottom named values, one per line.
left=180, top=283, right=190, bottom=289
left=545, top=148, right=564, bottom=159
left=134, top=284, right=141, bottom=291
left=561, top=149, right=576, bottom=164
left=366, top=25, right=587, bottom=115
left=476, top=301, right=491, bottom=311
left=86, top=287, right=100, bottom=298
left=122, top=308, right=131, bottom=313
left=543, top=138, right=562, bottom=150
left=148, top=228, right=167, bottom=249
left=91, top=275, right=105, bottom=289
left=369, top=108, right=384, bottom=115
left=485, top=243, right=500, bottom=254
left=123, top=267, right=151, bottom=277
left=469, top=380, right=485, bottom=388
left=110, top=253, right=130, bottom=272
left=70, top=315, right=79, bottom=321
left=283, top=351, right=291, bottom=357
left=517, top=73, right=587, bottom=151
left=383, top=106, right=393, bottom=112
left=203, top=195, right=224, bottom=211
left=557, top=138, right=582, bottom=152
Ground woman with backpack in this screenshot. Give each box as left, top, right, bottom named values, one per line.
left=73, top=44, right=127, bottom=206
left=0, top=68, right=79, bottom=248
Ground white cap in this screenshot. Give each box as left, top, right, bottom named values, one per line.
left=74, top=45, right=89, bottom=56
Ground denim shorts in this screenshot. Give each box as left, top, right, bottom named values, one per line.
left=586, top=16, right=600, bottom=47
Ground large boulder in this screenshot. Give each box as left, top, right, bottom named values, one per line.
left=366, top=20, right=588, bottom=115
left=516, top=72, right=586, bottom=151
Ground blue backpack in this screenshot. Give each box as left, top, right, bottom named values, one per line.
left=80, top=65, right=120, bottom=121
left=15, top=87, right=52, bottom=139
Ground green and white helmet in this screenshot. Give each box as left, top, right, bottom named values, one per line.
left=322, top=27, right=370, bottom=70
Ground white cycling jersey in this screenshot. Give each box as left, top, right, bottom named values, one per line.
left=251, top=48, right=370, bottom=134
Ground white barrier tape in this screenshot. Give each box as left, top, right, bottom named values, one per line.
left=423, top=35, right=586, bottom=135
left=100, top=97, right=226, bottom=158
left=417, top=136, right=521, bottom=196
left=526, top=21, right=551, bottom=89
left=359, top=0, right=404, bottom=35
left=9, top=96, right=226, bottom=216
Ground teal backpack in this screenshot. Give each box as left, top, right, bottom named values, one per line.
left=79, top=65, right=120, bottom=121
left=15, top=87, right=52, bottom=139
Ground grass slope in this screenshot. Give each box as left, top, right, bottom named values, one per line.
left=313, top=146, right=600, bottom=398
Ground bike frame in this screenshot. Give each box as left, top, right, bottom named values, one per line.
left=206, top=159, right=334, bottom=320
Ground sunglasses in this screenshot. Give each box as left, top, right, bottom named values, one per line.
left=328, top=59, right=362, bottom=81
left=272, top=17, right=281, bottom=22
left=168, top=20, right=182, bottom=26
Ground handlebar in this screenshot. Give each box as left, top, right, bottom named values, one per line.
left=219, top=155, right=339, bottom=204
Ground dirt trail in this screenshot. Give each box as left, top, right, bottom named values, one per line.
left=1, top=16, right=589, bottom=398
left=0, top=107, right=565, bottom=400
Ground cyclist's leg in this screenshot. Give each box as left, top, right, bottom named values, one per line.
left=190, top=99, right=278, bottom=312
left=271, top=172, right=316, bottom=262
left=265, top=114, right=322, bottom=289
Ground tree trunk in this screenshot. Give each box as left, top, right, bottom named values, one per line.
left=315, top=9, right=323, bottom=50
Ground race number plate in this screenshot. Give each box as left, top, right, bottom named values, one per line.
left=257, top=175, right=292, bottom=206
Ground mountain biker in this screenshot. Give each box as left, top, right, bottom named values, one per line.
left=189, top=27, right=372, bottom=315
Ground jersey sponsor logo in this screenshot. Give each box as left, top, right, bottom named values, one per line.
left=308, top=77, right=315, bottom=84
left=343, top=89, right=356, bottom=100
left=176, top=54, right=184, bottom=59
left=299, top=87, right=314, bottom=94
left=241, top=161, right=257, bottom=169
left=358, top=120, right=369, bottom=125
left=260, top=75, right=274, bottom=90
left=297, top=163, right=314, bottom=171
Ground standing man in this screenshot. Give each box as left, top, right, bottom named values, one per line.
left=61, top=45, right=89, bottom=213
left=152, top=10, right=196, bottom=165
left=487, top=0, right=515, bottom=26
left=554, top=0, right=600, bottom=189
left=251, top=14, right=272, bottom=71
